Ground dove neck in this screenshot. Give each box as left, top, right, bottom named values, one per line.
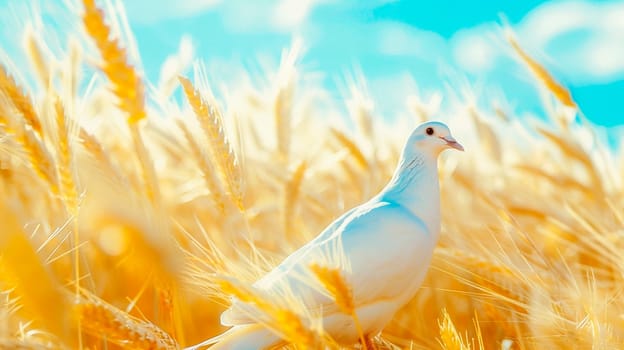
left=381, top=151, right=441, bottom=236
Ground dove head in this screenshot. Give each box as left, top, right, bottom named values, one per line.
left=382, top=121, right=463, bottom=237
left=405, top=121, right=464, bottom=158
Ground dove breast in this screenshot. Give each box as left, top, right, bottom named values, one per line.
left=221, top=200, right=436, bottom=344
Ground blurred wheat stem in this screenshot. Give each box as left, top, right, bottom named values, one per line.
left=78, top=126, right=123, bottom=181
left=23, top=28, right=51, bottom=89
left=331, top=129, right=369, bottom=170
left=506, top=34, right=576, bottom=109
left=0, top=201, right=76, bottom=347
left=284, top=161, right=307, bottom=235
left=52, top=98, right=82, bottom=348
left=176, top=119, right=226, bottom=212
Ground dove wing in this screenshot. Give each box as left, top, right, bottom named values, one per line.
left=220, top=200, right=433, bottom=326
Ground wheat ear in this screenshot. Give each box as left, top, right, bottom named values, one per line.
left=0, top=81, right=58, bottom=194
left=23, top=28, right=51, bottom=89
left=54, top=99, right=78, bottom=214
left=219, top=279, right=317, bottom=347
left=507, top=34, right=576, bottom=109
left=0, top=65, right=42, bottom=136
left=82, top=0, right=146, bottom=124
left=284, top=161, right=307, bottom=235
left=78, top=126, right=124, bottom=181
left=309, top=263, right=367, bottom=349
left=274, top=83, right=292, bottom=161
left=82, top=0, right=160, bottom=203
left=536, top=127, right=602, bottom=192
left=78, top=293, right=179, bottom=350
left=438, top=309, right=470, bottom=350
left=21, top=124, right=60, bottom=194
left=179, top=76, right=243, bottom=211
left=331, top=128, right=369, bottom=169
left=176, top=119, right=225, bottom=212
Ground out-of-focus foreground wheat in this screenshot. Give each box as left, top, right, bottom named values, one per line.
left=0, top=1, right=622, bottom=349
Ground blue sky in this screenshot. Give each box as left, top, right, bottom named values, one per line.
left=1, top=0, right=623, bottom=128
left=121, top=0, right=624, bottom=128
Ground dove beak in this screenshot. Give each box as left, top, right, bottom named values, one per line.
left=441, top=136, right=464, bottom=151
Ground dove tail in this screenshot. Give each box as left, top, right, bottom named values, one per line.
left=185, top=324, right=281, bottom=350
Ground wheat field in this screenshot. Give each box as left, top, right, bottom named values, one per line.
left=0, top=1, right=623, bottom=349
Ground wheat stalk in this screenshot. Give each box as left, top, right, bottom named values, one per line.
left=129, top=121, right=161, bottom=202
left=309, top=263, right=367, bottom=349
left=0, top=65, right=42, bottom=136
left=78, top=126, right=123, bottom=180
left=53, top=97, right=87, bottom=347
left=274, top=82, right=292, bottom=161
left=0, top=103, right=58, bottom=195
left=0, top=340, right=59, bottom=350
left=438, top=309, right=470, bottom=350
left=179, top=76, right=243, bottom=211
left=21, top=124, right=60, bottom=194
left=513, top=164, right=593, bottom=197
left=536, top=127, right=602, bottom=192
left=331, top=128, right=369, bottom=170
left=176, top=119, right=225, bottom=212
left=23, top=28, right=51, bottom=89
left=219, top=279, right=317, bottom=347
left=52, top=98, right=82, bottom=346
left=78, top=294, right=179, bottom=350
left=156, top=280, right=186, bottom=346
left=54, top=99, right=78, bottom=215
left=507, top=34, right=576, bottom=109
left=283, top=160, right=307, bottom=235
left=82, top=0, right=160, bottom=204
left=82, top=0, right=146, bottom=124
left=0, top=203, right=75, bottom=347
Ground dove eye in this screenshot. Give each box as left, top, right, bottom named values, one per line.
left=426, top=127, right=434, bottom=136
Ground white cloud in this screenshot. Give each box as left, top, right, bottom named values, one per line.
left=218, top=1, right=275, bottom=32
left=584, top=36, right=624, bottom=78
left=448, top=1, right=624, bottom=83
left=273, top=0, right=327, bottom=30
left=124, top=0, right=222, bottom=23
left=376, top=21, right=447, bottom=62
left=125, top=0, right=325, bottom=32
left=451, top=26, right=500, bottom=74
left=516, top=0, right=624, bottom=82
left=518, top=1, right=592, bottom=49
left=123, top=0, right=624, bottom=85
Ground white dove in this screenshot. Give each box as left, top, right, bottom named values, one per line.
left=188, top=121, right=463, bottom=350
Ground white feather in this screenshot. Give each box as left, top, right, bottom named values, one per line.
left=188, top=121, right=463, bottom=349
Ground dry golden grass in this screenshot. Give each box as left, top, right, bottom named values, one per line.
left=0, top=1, right=622, bottom=350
